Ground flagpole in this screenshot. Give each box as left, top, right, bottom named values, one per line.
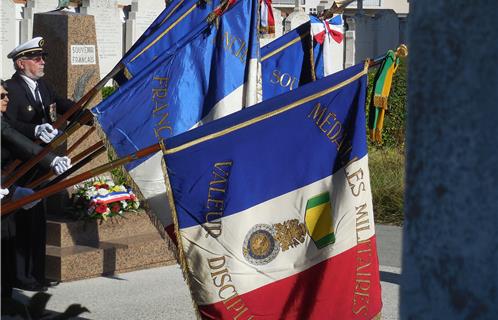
left=67, top=126, right=97, bottom=155
left=1, top=143, right=161, bottom=216
left=1, top=111, right=94, bottom=189
left=368, top=44, right=408, bottom=68
left=1, top=63, right=122, bottom=185
left=36, top=144, right=107, bottom=190
left=321, top=0, right=356, bottom=19
left=25, top=140, right=105, bottom=189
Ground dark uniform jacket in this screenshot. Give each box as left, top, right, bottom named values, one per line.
left=1, top=117, right=55, bottom=172
left=5, top=72, right=74, bottom=140
left=1, top=116, right=60, bottom=295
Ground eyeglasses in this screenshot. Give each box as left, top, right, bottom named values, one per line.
left=21, top=56, right=45, bottom=63
left=1, top=93, right=8, bottom=100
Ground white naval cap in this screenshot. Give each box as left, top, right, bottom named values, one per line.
left=7, top=37, right=48, bottom=60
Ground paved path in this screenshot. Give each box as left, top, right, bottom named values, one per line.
left=9, top=224, right=402, bottom=320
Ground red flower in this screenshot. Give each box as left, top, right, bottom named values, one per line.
left=95, top=204, right=108, bottom=214
left=130, top=194, right=137, bottom=201
left=111, top=203, right=121, bottom=213
left=97, top=184, right=109, bottom=190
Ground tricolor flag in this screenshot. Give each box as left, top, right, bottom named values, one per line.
left=259, top=0, right=275, bottom=37
left=260, top=22, right=314, bottom=101
left=93, top=0, right=260, bottom=229
left=311, top=14, right=345, bottom=77
left=163, top=62, right=382, bottom=319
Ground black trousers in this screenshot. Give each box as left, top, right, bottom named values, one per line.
left=14, top=203, right=46, bottom=287
left=1, top=214, right=17, bottom=298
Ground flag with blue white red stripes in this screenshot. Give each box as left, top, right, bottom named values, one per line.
left=163, top=61, right=382, bottom=319
left=92, top=0, right=260, bottom=229
left=311, top=14, right=345, bottom=78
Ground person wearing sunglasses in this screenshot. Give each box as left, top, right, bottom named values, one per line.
left=4, top=37, right=75, bottom=143
left=1, top=79, right=73, bottom=298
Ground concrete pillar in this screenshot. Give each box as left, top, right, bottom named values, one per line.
left=401, top=1, right=498, bottom=319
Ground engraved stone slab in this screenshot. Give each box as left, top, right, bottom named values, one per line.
left=81, top=0, right=123, bottom=78
left=0, top=0, right=17, bottom=79
left=125, top=0, right=165, bottom=51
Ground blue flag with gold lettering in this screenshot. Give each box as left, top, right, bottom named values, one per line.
left=161, top=61, right=383, bottom=319
left=260, top=22, right=314, bottom=101
left=114, top=0, right=223, bottom=84
left=93, top=0, right=259, bottom=228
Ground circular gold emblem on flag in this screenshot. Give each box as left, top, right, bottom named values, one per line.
left=242, top=224, right=279, bottom=265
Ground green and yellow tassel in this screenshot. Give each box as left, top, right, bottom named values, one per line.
left=368, top=49, right=400, bottom=143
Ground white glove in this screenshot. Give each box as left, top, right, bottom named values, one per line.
left=12, top=186, right=40, bottom=210
left=34, top=123, right=59, bottom=143
left=0, top=188, right=9, bottom=200
left=51, top=156, right=71, bottom=175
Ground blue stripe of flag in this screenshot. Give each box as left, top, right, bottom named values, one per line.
left=164, top=63, right=368, bottom=229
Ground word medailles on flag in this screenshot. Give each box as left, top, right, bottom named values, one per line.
left=163, top=62, right=382, bottom=319
left=93, top=0, right=260, bottom=228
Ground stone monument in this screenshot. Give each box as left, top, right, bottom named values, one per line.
left=33, top=11, right=106, bottom=182
left=32, top=9, right=175, bottom=282
left=401, top=1, right=498, bottom=318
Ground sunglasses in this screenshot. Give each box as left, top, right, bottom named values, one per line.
left=0, top=93, right=7, bottom=99
left=27, top=56, right=45, bottom=63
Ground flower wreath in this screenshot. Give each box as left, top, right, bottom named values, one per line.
left=72, top=178, right=140, bottom=221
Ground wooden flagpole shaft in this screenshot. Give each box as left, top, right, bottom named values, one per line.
left=1, top=159, right=21, bottom=180
left=26, top=140, right=105, bottom=189
left=321, top=0, right=356, bottom=19
left=368, top=44, right=408, bottom=68
left=1, top=112, right=94, bottom=189
left=67, top=126, right=96, bottom=155
left=1, top=64, right=122, bottom=184
left=37, top=144, right=107, bottom=190
left=1, top=143, right=161, bottom=216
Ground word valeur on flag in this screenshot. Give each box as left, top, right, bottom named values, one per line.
left=93, top=0, right=259, bottom=230
left=163, top=62, right=382, bottom=319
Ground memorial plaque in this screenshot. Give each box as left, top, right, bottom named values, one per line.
left=0, top=0, right=17, bottom=79
left=125, top=0, right=164, bottom=50
left=134, top=0, right=164, bottom=37
left=81, top=0, right=123, bottom=78
left=71, top=45, right=97, bottom=65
